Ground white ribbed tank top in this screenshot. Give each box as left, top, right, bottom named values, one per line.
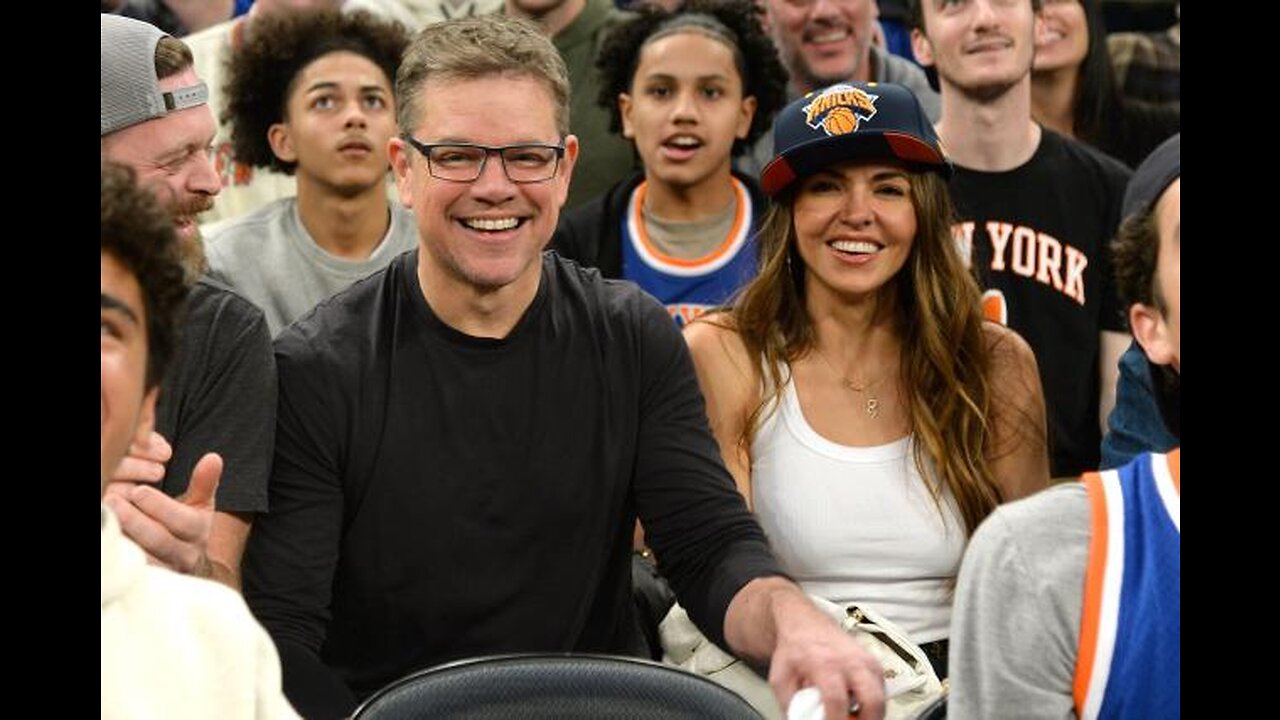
left=750, top=375, right=966, bottom=643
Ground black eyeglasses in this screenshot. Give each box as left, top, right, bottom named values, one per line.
left=402, top=136, right=565, bottom=183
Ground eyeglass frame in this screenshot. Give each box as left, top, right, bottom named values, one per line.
left=400, top=135, right=567, bottom=184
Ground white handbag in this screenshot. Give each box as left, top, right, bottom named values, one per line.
left=658, top=596, right=946, bottom=720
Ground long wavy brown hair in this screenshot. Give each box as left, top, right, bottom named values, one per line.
left=724, top=170, right=1005, bottom=535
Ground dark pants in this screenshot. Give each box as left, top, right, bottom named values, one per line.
left=920, top=639, right=949, bottom=680
left=631, top=552, right=676, bottom=661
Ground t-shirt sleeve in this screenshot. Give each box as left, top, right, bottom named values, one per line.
left=948, top=487, right=1089, bottom=719
left=242, top=329, right=356, bottom=718
left=166, top=292, right=276, bottom=513
left=628, top=293, right=785, bottom=651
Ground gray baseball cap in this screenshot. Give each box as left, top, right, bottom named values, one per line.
left=100, top=14, right=209, bottom=137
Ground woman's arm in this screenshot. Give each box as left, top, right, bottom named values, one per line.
left=983, top=322, right=1052, bottom=501
left=684, top=314, right=759, bottom=507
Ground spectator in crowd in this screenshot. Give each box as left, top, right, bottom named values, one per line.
left=1030, top=0, right=1178, bottom=168
left=553, top=0, right=788, bottom=326
left=101, top=160, right=299, bottom=720
left=947, top=133, right=1179, bottom=720
left=687, top=80, right=1049, bottom=679
left=101, top=14, right=276, bottom=589
left=204, top=9, right=416, bottom=336
left=907, top=0, right=1131, bottom=479
left=243, top=16, right=888, bottom=720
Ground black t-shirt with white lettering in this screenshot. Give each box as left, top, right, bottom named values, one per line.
left=949, top=129, right=1131, bottom=477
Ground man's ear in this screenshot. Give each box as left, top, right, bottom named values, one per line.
left=1130, top=302, right=1176, bottom=367
left=555, top=134, right=581, bottom=209
left=268, top=123, right=298, bottom=163
left=910, top=27, right=935, bottom=68
left=388, top=137, right=415, bottom=208
left=563, top=133, right=580, bottom=166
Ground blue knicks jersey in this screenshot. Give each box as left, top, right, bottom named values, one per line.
left=1075, top=449, right=1181, bottom=719
left=621, top=178, right=758, bottom=327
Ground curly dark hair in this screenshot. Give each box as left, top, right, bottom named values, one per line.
left=594, top=0, right=788, bottom=156
left=101, top=162, right=190, bottom=389
left=223, top=9, right=410, bottom=175
left=1111, top=209, right=1160, bottom=313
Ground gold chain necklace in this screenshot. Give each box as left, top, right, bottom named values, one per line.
left=812, top=344, right=887, bottom=419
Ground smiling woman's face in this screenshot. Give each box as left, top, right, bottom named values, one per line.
left=792, top=159, right=917, bottom=303
left=1033, top=0, right=1089, bottom=73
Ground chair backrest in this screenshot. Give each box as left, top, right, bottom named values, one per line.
left=351, top=653, right=766, bottom=720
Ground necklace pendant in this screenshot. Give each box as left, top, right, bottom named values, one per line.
left=866, top=397, right=879, bottom=418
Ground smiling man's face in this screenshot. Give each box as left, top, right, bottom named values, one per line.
left=766, top=0, right=877, bottom=93
left=911, top=0, right=1037, bottom=102
left=100, top=67, right=221, bottom=243
left=389, top=73, right=578, bottom=294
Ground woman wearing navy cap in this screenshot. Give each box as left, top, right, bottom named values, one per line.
left=685, top=81, right=1050, bottom=678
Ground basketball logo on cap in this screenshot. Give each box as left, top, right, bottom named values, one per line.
left=802, top=84, right=878, bottom=137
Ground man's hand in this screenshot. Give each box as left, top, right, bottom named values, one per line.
left=726, top=578, right=885, bottom=720
left=104, top=450, right=222, bottom=578
left=111, top=430, right=172, bottom=483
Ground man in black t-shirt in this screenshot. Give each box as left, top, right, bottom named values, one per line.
left=101, top=14, right=275, bottom=589
left=243, top=15, right=888, bottom=720
left=906, top=0, right=1131, bottom=478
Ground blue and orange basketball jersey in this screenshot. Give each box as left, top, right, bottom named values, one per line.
left=621, top=178, right=758, bottom=327
left=1074, top=449, right=1180, bottom=719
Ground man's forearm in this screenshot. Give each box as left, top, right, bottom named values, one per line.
left=204, top=558, right=241, bottom=590
left=204, top=510, right=253, bottom=590
left=723, top=575, right=803, bottom=662
left=722, top=576, right=888, bottom=720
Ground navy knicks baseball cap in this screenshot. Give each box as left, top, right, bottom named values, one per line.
left=760, top=81, right=950, bottom=198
